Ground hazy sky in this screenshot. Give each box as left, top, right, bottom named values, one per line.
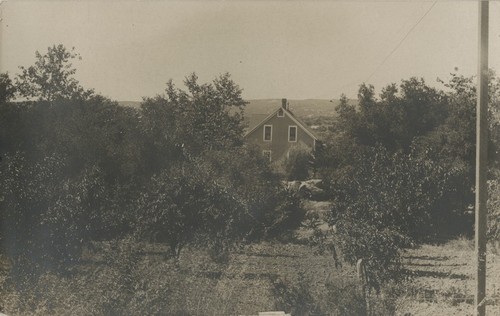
left=2, top=0, right=500, bottom=101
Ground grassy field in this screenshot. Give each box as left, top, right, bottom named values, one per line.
left=396, top=239, right=500, bottom=316
left=1, top=235, right=499, bottom=315
left=1, top=196, right=499, bottom=315
left=0, top=239, right=362, bottom=315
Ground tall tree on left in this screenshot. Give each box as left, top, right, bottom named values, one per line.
left=0, top=73, right=16, bottom=103
left=15, top=44, right=94, bottom=101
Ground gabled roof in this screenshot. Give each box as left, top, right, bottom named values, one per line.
left=244, top=106, right=319, bottom=140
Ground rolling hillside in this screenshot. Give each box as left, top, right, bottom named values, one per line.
left=119, top=99, right=346, bottom=136
left=244, top=99, right=339, bottom=118
left=119, top=99, right=342, bottom=118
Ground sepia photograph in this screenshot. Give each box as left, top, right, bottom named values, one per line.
left=0, top=0, right=499, bottom=315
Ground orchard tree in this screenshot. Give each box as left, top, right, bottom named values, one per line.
left=336, top=79, right=447, bottom=153
left=139, top=95, right=182, bottom=174
left=319, top=74, right=486, bottom=287
left=327, top=145, right=471, bottom=288
left=135, top=164, right=206, bottom=257
left=174, top=72, right=247, bottom=152
left=135, top=145, right=304, bottom=259
left=0, top=73, right=16, bottom=103
left=15, top=44, right=94, bottom=101
left=283, top=145, right=312, bottom=181
left=144, top=72, right=247, bottom=155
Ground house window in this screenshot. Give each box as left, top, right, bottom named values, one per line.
left=277, top=108, right=284, bottom=117
left=263, top=125, right=272, bottom=141
left=263, top=150, right=272, bottom=162
left=288, top=126, right=297, bottom=142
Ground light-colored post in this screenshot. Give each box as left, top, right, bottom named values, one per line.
left=475, top=1, right=489, bottom=315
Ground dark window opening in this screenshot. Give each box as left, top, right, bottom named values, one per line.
left=289, top=126, right=297, bottom=142
left=264, top=125, right=272, bottom=141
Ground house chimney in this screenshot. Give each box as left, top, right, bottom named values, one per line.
left=282, top=98, right=287, bottom=110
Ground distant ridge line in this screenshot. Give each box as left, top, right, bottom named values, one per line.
left=117, top=99, right=354, bottom=119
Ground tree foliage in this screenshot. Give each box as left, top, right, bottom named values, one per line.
left=283, top=145, right=312, bottom=181
left=149, top=72, right=247, bottom=154
left=328, top=145, right=471, bottom=287
left=487, top=170, right=500, bottom=242
left=135, top=146, right=304, bottom=259
left=131, top=73, right=306, bottom=258
left=15, top=45, right=94, bottom=101
left=1, top=45, right=303, bottom=284
left=0, top=73, right=16, bottom=103
left=319, top=72, right=500, bottom=286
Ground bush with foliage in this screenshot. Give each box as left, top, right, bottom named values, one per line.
left=271, top=272, right=397, bottom=316
left=15, top=45, right=94, bottom=102
left=487, top=174, right=500, bottom=243
left=0, top=153, right=106, bottom=286
left=135, top=163, right=207, bottom=258
left=325, top=145, right=472, bottom=288
left=135, top=146, right=306, bottom=260
left=0, top=73, right=15, bottom=103
left=316, top=73, right=500, bottom=287
left=142, top=72, right=247, bottom=156
left=272, top=274, right=323, bottom=316
left=283, top=145, right=312, bottom=181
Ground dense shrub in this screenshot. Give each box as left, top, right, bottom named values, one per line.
left=488, top=175, right=500, bottom=243
left=135, top=146, right=306, bottom=259
left=1, top=153, right=67, bottom=277
left=315, top=74, right=500, bottom=288
left=272, top=272, right=398, bottom=316
left=272, top=274, right=322, bottom=316
left=135, top=163, right=207, bottom=257
left=283, top=145, right=312, bottom=181
left=266, top=188, right=305, bottom=240
left=0, top=153, right=122, bottom=285
left=325, top=145, right=472, bottom=288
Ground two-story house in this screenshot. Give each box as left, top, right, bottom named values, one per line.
left=244, top=98, right=319, bottom=162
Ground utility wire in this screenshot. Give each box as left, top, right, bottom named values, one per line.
left=365, top=0, right=439, bottom=83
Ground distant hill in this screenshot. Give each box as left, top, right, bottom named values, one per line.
left=119, top=99, right=347, bottom=117
left=242, top=99, right=340, bottom=133
left=244, top=99, right=339, bottom=119
left=118, top=98, right=352, bottom=135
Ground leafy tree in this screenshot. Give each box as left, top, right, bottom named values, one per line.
left=135, top=163, right=206, bottom=257
left=0, top=150, right=136, bottom=283
left=1, top=152, right=69, bottom=278
left=335, top=79, right=447, bottom=153
left=135, top=145, right=304, bottom=259
left=0, top=72, right=16, bottom=103
left=334, top=93, right=356, bottom=130
left=283, top=145, right=312, bottom=181
left=0, top=95, right=144, bottom=185
left=327, top=145, right=469, bottom=288
left=15, top=44, right=94, bottom=101
left=40, top=165, right=107, bottom=265
left=322, top=75, right=476, bottom=231
left=320, top=72, right=492, bottom=286
left=487, top=172, right=500, bottom=242
left=0, top=102, right=32, bottom=158
left=138, top=95, right=183, bottom=174
left=137, top=72, right=248, bottom=177
left=146, top=72, right=247, bottom=155
left=135, top=157, right=247, bottom=259
left=201, top=147, right=304, bottom=240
